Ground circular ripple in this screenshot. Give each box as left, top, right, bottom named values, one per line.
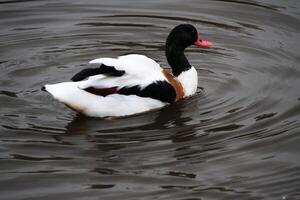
left=0, top=1, right=300, bottom=200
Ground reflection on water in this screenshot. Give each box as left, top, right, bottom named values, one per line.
left=1, top=0, right=300, bottom=199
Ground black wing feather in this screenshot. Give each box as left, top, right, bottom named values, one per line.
left=72, top=64, right=176, bottom=103
left=71, top=64, right=125, bottom=82
left=118, top=81, right=176, bottom=103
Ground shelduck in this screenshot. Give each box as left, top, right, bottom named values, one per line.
left=43, top=24, right=212, bottom=117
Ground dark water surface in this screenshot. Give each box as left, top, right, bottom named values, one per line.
left=1, top=0, right=300, bottom=199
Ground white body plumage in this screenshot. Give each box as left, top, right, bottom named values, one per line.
left=44, top=54, right=198, bottom=118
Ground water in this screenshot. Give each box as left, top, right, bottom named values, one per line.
left=1, top=0, right=300, bottom=199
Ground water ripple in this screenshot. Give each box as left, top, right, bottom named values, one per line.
left=0, top=0, right=300, bottom=200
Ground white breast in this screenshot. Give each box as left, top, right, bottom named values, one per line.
left=177, top=67, right=198, bottom=97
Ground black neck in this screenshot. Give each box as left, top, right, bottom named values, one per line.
left=165, top=44, right=191, bottom=77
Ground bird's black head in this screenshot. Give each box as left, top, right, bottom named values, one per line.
left=166, top=24, right=211, bottom=51
left=165, top=24, right=212, bottom=76
left=166, top=24, right=198, bottom=51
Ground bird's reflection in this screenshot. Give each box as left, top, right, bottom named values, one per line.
left=65, top=100, right=190, bottom=134
left=61, top=94, right=218, bottom=184
left=62, top=94, right=211, bottom=169
left=65, top=96, right=199, bottom=140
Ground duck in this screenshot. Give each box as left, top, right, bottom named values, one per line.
left=43, top=24, right=212, bottom=118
